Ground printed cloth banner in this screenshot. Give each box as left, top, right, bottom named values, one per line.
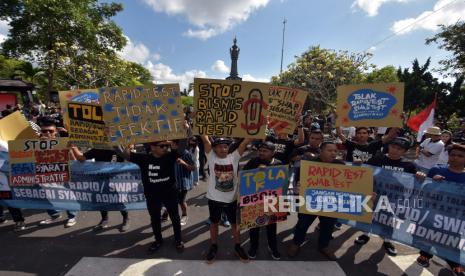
left=300, top=161, right=373, bottom=223
left=193, top=78, right=270, bottom=138
left=341, top=167, right=465, bottom=265
left=239, top=165, right=289, bottom=230
left=99, top=84, right=186, bottom=145
left=1, top=161, right=145, bottom=210
left=268, top=86, right=307, bottom=135
left=59, top=89, right=108, bottom=149
left=336, top=83, right=404, bottom=127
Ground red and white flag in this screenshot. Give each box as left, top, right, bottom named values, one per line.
left=407, top=98, right=437, bottom=142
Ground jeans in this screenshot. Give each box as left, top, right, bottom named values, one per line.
left=249, top=223, right=277, bottom=251
left=145, top=188, right=181, bottom=243
left=100, top=210, right=128, bottom=221
left=47, top=209, right=77, bottom=219
left=293, top=213, right=336, bottom=249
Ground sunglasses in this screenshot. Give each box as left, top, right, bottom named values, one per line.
left=41, top=129, right=55, bottom=133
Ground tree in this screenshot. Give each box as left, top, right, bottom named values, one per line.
left=363, top=65, right=399, bottom=83
left=426, top=21, right=465, bottom=77
left=1, top=0, right=126, bottom=93
left=271, top=46, right=372, bottom=111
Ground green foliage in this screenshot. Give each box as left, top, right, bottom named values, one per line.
left=426, top=21, right=465, bottom=77
left=363, top=66, right=399, bottom=83
left=272, top=46, right=372, bottom=111
left=181, top=96, right=193, bottom=107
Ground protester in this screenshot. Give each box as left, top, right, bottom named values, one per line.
left=414, top=127, right=445, bottom=173
left=172, top=140, right=195, bottom=226
left=200, top=135, right=252, bottom=263
left=416, top=144, right=465, bottom=275
left=242, top=141, right=282, bottom=260
left=71, top=146, right=130, bottom=232
left=354, top=137, right=426, bottom=256
left=266, top=117, right=305, bottom=164
left=189, top=137, right=201, bottom=186
left=38, top=119, right=78, bottom=228
left=287, top=141, right=344, bottom=261
left=437, top=130, right=453, bottom=165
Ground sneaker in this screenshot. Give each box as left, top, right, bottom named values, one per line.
left=161, top=211, right=169, bottom=222
left=383, top=242, right=397, bottom=256
left=93, top=220, right=109, bottom=231
left=148, top=240, right=163, bottom=254
left=0, top=217, right=7, bottom=224
left=268, top=247, right=281, bottom=260
left=194, top=182, right=199, bottom=186
left=319, top=247, right=337, bottom=261
left=287, top=243, right=300, bottom=258
left=180, top=216, right=188, bottom=226
left=14, top=221, right=26, bottom=232
left=39, top=215, right=61, bottom=225
left=451, top=266, right=465, bottom=276
left=175, top=241, right=185, bottom=253
left=248, top=248, right=257, bottom=259
left=354, top=234, right=370, bottom=245
left=206, top=244, right=218, bottom=264
left=221, top=219, right=231, bottom=228
left=416, top=255, right=430, bottom=268
left=334, top=222, right=342, bottom=230
left=65, top=218, right=77, bottom=228
left=120, top=219, right=130, bottom=232
left=234, top=245, right=250, bottom=263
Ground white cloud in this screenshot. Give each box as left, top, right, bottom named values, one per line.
left=242, top=74, right=270, bottom=83
left=211, top=60, right=229, bottom=73
left=142, top=0, right=270, bottom=39
left=0, top=20, right=10, bottom=44
left=119, top=36, right=160, bottom=64
left=146, top=61, right=207, bottom=90
left=351, top=0, right=410, bottom=17
left=391, top=0, right=465, bottom=34
left=368, top=46, right=377, bottom=53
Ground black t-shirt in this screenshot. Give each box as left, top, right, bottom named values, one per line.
left=243, top=157, right=282, bottom=171
left=266, top=137, right=295, bottom=164
left=84, top=149, right=124, bottom=162
left=344, top=139, right=383, bottom=163
left=129, top=151, right=179, bottom=193
left=291, top=145, right=320, bottom=159
left=367, top=154, right=417, bottom=174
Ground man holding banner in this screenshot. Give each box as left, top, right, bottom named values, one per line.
left=416, top=144, right=465, bottom=275
left=242, top=141, right=283, bottom=260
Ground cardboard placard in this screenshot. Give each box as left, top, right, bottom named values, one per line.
left=268, top=86, right=307, bottom=134
left=193, top=78, right=269, bottom=138
left=99, top=84, right=186, bottom=145
left=59, top=89, right=108, bottom=149
left=9, top=138, right=70, bottom=186
left=239, top=165, right=288, bottom=230
left=299, top=161, right=373, bottom=223
left=336, top=83, right=404, bottom=127
left=0, top=111, right=38, bottom=141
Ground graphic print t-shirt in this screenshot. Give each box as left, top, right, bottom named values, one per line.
left=206, top=150, right=241, bottom=203
left=345, top=139, right=383, bottom=163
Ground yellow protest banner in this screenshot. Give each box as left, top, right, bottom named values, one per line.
left=193, top=78, right=269, bottom=138
left=268, top=86, right=307, bottom=134
left=9, top=138, right=70, bottom=186
left=336, top=83, right=404, bottom=127
left=59, top=89, right=108, bottom=148
left=299, top=160, right=373, bottom=223
left=100, top=84, right=186, bottom=145
left=0, top=111, right=38, bottom=141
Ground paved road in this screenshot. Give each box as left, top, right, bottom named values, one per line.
left=0, top=179, right=455, bottom=276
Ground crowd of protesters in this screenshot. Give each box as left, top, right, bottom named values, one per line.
left=1, top=103, right=465, bottom=275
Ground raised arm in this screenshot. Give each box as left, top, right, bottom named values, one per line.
left=237, top=138, right=253, bottom=156
left=200, top=135, right=212, bottom=154
left=336, top=127, right=347, bottom=143
left=113, top=145, right=131, bottom=161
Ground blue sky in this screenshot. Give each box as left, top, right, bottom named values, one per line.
left=1, top=0, right=463, bottom=88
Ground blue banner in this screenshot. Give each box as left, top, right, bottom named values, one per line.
left=340, top=166, right=465, bottom=265
left=1, top=161, right=146, bottom=211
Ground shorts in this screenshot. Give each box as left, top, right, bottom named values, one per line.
left=179, top=190, right=188, bottom=203
left=208, top=199, right=237, bottom=224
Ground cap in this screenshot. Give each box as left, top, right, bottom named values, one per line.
left=258, top=141, right=276, bottom=151
left=390, top=137, right=410, bottom=150
left=212, top=138, right=232, bottom=147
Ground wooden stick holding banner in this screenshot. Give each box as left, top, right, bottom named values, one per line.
left=300, top=160, right=373, bottom=223
left=336, top=83, right=404, bottom=127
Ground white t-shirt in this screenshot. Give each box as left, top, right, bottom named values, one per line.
left=206, top=150, right=241, bottom=203
left=415, top=138, right=445, bottom=169
left=437, top=147, right=449, bottom=165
